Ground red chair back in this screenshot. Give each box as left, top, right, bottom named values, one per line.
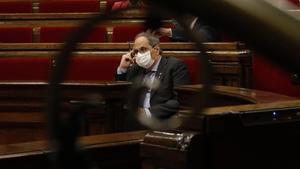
left=252, top=53, right=300, bottom=97
left=40, top=26, right=106, bottom=42
left=0, top=0, right=32, bottom=13
left=64, top=56, right=120, bottom=81
left=0, top=57, right=51, bottom=81
left=112, top=25, right=171, bottom=42
left=0, top=27, right=33, bottom=43
left=39, top=0, right=100, bottom=13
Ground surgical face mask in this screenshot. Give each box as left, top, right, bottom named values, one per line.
left=135, top=50, right=154, bottom=69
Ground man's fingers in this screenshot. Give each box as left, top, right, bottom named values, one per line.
left=122, top=54, right=134, bottom=64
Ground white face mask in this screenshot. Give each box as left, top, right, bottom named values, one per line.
left=135, top=50, right=154, bottom=69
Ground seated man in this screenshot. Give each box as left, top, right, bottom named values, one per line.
left=115, top=32, right=190, bottom=128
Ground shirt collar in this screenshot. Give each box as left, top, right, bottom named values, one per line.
left=150, top=56, right=161, bottom=72
left=190, top=17, right=198, bottom=29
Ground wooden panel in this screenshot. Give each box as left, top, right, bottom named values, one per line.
left=0, top=81, right=131, bottom=144
left=0, top=42, right=246, bottom=51
left=0, top=130, right=147, bottom=169
left=0, top=81, right=294, bottom=144
left=175, top=84, right=296, bottom=110
left=0, top=9, right=146, bottom=19
left=0, top=49, right=252, bottom=87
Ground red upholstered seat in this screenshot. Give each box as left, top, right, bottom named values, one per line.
left=0, top=57, right=51, bottom=81
left=288, top=0, right=299, bottom=6
left=112, top=25, right=170, bottom=42
left=64, top=55, right=199, bottom=83
left=39, top=0, right=100, bottom=13
left=252, top=54, right=300, bottom=97
left=106, top=0, right=117, bottom=13
left=0, top=27, right=32, bottom=43
left=0, top=0, right=32, bottom=13
left=180, top=56, right=201, bottom=84
left=40, top=26, right=106, bottom=42
left=112, top=25, right=145, bottom=42
left=64, top=56, right=120, bottom=81
left=159, top=35, right=170, bottom=42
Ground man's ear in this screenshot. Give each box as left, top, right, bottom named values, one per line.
left=153, top=45, right=161, bottom=55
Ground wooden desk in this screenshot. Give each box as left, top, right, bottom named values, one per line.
left=176, top=84, right=295, bottom=109
left=0, top=81, right=131, bottom=144
left=141, top=85, right=300, bottom=169
left=0, top=83, right=299, bottom=169
left=0, top=130, right=147, bottom=169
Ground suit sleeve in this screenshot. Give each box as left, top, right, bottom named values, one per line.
left=171, top=19, right=219, bottom=42
left=172, top=59, right=191, bottom=85
left=148, top=59, right=191, bottom=119
left=115, top=72, right=127, bottom=81
left=148, top=99, right=179, bottom=119
left=171, top=20, right=188, bottom=41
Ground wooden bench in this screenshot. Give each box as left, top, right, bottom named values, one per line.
left=0, top=50, right=252, bottom=86
left=0, top=0, right=148, bottom=14
left=0, top=84, right=298, bottom=168
left=0, top=0, right=107, bottom=14
left=0, top=80, right=294, bottom=144
left=175, top=84, right=295, bottom=110
left=0, top=42, right=251, bottom=87
left=0, top=42, right=246, bottom=51
left=0, top=8, right=172, bottom=42
left=141, top=84, right=300, bottom=169
left=0, top=130, right=147, bottom=169
left=0, top=81, right=131, bottom=144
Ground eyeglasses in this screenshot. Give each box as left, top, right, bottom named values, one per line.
left=132, top=46, right=152, bottom=55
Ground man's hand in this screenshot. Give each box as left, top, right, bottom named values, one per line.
left=118, top=51, right=135, bottom=70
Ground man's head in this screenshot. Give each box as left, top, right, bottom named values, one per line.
left=132, top=32, right=161, bottom=69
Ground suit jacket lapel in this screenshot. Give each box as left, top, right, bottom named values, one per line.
left=151, top=56, right=167, bottom=98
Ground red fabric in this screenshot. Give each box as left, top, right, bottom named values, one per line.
left=106, top=0, right=117, bottom=13
left=112, top=25, right=170, bottom=42
left=180, top=56, right=201, bottom=84
left=252, top=53, right=300, bottom=97
left=159, top=36, right=170, bottom=42
left=64, top=55, right=200, bottom=83
left=112, top=25, right=145, bottom=42
left=0, top=27, right=32, bottom=43
left=64, top=56, right=120, bottom=81
left=0, top=0, right=32, bottom=13
left=40, top=26, right=106, bottom=42
left=0, top=57, right=51, bottom=81
left=112, top=0, right=129, bottom=11
left=39, top=0, right=100, bottom=13
left=288, top=0, right=299, bottom=6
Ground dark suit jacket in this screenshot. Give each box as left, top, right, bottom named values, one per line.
left=115, top=56, right=191, bottom=119
left=171, top=18, right=219, bottom=42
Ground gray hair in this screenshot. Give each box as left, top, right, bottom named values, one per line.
left=135, top=32, right=160, bottom=47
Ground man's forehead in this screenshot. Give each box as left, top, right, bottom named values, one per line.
left=133, top=36, right=150, bottom=49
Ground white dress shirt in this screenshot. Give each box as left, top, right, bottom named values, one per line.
left=142, top=56, right=161, bottom=117
left=117, top=56, right=162, bottom=117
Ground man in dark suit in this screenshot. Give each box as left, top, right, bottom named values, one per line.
left=158, top=15, right=219, bottom=42
left=115, top=32, right=190, bottom=128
